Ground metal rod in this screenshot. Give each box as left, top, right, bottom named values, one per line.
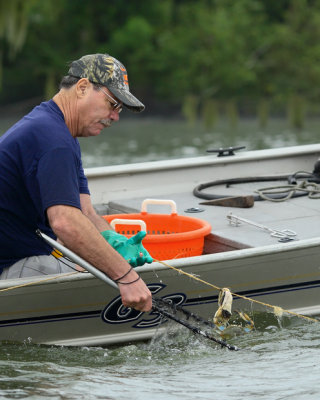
left=227, top=213, right=297, bottom=240
left=37, top=230, right=239, bottom=351
left=152, top=299, right=239, bottom=351
left=36, top=230, right=118, bottom=289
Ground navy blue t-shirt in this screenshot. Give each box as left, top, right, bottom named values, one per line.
left=0, top=100, right=90, bottom=271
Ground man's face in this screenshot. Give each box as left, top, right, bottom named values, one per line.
left=76, top=83, right=122, bottom=137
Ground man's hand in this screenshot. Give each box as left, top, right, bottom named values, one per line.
left=118, top=270, right=152, bottom=312
left=101, top=230, right=153, bottom=267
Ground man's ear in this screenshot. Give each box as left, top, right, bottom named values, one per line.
left=76, top=78, right=90, bottom=97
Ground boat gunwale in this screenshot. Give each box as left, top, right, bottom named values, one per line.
left=0, top=235, right=319, bottom=290
left=84, top=143, right=320, bottom=178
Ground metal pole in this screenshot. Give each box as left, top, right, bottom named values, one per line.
left=36, top=230, right=118, bottom=289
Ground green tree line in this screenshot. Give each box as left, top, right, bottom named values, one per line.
left=1, top=0, right=320, bottom=128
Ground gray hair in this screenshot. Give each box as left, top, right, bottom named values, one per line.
left=59, top=75, right=102, bottom=91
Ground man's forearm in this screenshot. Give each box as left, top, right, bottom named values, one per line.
left=46, top=204, right=152, bottom=312
left=86, top=212, right=112, bottom=232
left=80, top=193, right=112, bottom=232
left=47, top=205, right=128, bottom=280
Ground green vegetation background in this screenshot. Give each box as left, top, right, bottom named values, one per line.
left=1, top=0, right=320, bottom=128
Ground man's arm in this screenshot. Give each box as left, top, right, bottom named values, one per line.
left=80, top=193, right=111, bottom=232
left=46, top=203, right=152, bottom=312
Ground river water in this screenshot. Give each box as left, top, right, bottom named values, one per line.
left=0, top=114, right=320, bottom=399
left=0, top=319, right=319, bottom=399
left=77, top=116, right=320, bottom=167
left=1, top=112, right=319, bottom=167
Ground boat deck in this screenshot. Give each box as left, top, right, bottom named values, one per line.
left=105, top=186, right=320, bottom=249
left=88, top=145, right=320, bottom=253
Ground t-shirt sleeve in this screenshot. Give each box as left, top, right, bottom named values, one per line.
left=36, top=147, right=82, bottom=213
left=78, top=157, right=90, bottom=195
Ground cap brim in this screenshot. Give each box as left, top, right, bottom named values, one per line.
left=107, top=86, right=145, bottom=113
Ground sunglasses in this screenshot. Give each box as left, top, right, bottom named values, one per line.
left=98, top=87, right=123, bottom=113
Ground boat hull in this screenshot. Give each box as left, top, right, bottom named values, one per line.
left=0, top=237, right=319, bottom=346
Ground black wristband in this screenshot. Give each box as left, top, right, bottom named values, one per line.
left=114, top=266, right=133, bottom=283
left=116, top=276, right=141, bottom=285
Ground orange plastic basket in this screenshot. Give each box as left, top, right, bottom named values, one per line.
left=103, top=199, right=211, bottom=261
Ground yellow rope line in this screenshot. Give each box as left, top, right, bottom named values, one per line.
left=154, top=259, right=319, bottom=323
left=0, top=271, right=79, bottom=292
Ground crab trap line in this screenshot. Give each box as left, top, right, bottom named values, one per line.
left=154, top=259, right=320, bottom=324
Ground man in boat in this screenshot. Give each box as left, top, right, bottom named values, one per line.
left=0, top=53, right=152, bottom=312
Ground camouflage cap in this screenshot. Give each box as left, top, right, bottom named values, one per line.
left=68, top=53, right=145, bottom=113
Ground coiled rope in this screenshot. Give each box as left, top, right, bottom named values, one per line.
left=256, top=180, right=320, bottom=202
left=193, top=171, right=320, bottom=202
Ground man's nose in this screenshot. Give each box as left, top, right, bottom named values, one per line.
left=110, top=109, right=120, bottom=121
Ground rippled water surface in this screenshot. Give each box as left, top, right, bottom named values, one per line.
left=0, top=319, right=319, bottom=400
